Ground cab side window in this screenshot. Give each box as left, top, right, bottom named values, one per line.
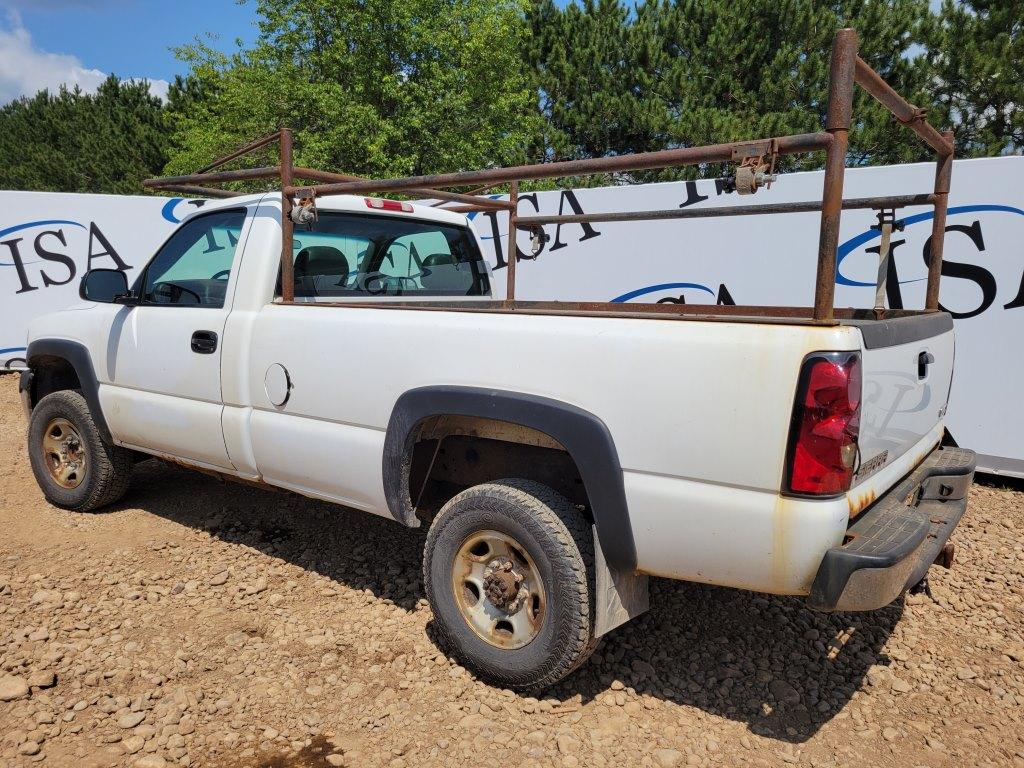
left=142, top=209, right=246, bottom=308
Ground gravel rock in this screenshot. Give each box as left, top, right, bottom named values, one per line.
left=119, top=712, right=147, bottom=729
left=0, top=377, right=1020, bottom=768
left=0, top=675, right=30, bottom=701
left=653, top=748, right=683, bottom=767
left=769, top=679, right=801, bottom=704
left=27, top=671, right=56, bottom=689
left=18, top=741, right=41, bottom=756
left=122, top=736, right=145, bottom=754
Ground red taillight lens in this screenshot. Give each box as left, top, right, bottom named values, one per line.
left=785, top=353, right=861, bottom=495
left=365, top=197, right=413, bottom=213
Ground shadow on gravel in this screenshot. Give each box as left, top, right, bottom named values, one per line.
left=975, top=472, right=1024, bottom=492
left=119, top=459, right=902, bottom=745
left=546, top=578, right=903, bottom=743
left=256, top=736, right=338, bottom=768
left=119, top=459, right=428, bottom=612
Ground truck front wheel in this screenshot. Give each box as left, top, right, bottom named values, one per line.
left=27, top=390, right=132, bottom=512
left=423, top=478, right=596, bottom=691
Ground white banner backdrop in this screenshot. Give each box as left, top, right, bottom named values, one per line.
left=1, top=192, right=193, bottom=367
left=2, top=156, right=1021, bottom=474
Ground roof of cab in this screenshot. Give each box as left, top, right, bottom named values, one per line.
left=178, top=192, right=472, bottom=228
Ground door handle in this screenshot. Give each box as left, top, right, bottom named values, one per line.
left=918, top=350, right=934, bottom=379
left=191, top=330, right=218, bottom=354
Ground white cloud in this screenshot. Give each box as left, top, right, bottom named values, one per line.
left=146, top=78, right=169, bottom=101
left=0, top=10, right=168, bottom=104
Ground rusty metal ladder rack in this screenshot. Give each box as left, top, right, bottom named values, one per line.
left=144, top=28, right=954, bottom=326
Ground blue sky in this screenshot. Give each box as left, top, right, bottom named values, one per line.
left=0, top=0, right=261, bottom=103
left=0, top=0, right=945, bottom=106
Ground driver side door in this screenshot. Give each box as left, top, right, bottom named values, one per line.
left=100, top=208, right=248, bottom=470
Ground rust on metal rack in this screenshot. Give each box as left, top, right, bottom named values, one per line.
left=282, top=132, right=833, bottom=199
left=814, top=28, right=858, bottom=324
left=854, top=58, right=954, bottom=156
left=292, top=167, right=514, bottom=210
left=505, top=180, right=519, bottom=308
left=195, top=130, right=283, bottom=174
left=141, top=27, right=953, bottom=326
left=270, top=299, right=936, bottom=326
left=926, top=130, right=955, bottom=310
left=514, top=194, right=939, bottom=227
left=279, top=128, right=295, bottom=303
left=142, top=166, right=282, bottom=186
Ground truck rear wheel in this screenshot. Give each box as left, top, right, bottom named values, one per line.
left=423, top=478, right=596, bottom=691
left=27, top=389, right=132, bottom=512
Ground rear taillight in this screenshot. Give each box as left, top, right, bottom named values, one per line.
left=365, top=197, right=413, bottom=213
left=784, top=352, right=862, bottom=496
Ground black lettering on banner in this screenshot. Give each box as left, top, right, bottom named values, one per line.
left=484, top=193, right=548, bottom=270
left=1003, top=241, right=1024, bottom=308
left=2, top=237, right=38, bottom=293
left=678, top=180, right=709, bottom=209
left=866, top=238, right=907, bottom=310
left=516, top=193, right=542, bottom=260
left=1004, top=281, right=1024, bottom=310
left=35, top=229, right=76, bottom=287
left=487, top=190, right=602, bottom=268
left=550, top=191, right=601, bottom=252
left=655, top=283, right=735, bottom=305
left=478, top=210, right=507, bottom=271
left=923, top=220, right=995, bottom=319
left=86, top=223, right=132, bottom=272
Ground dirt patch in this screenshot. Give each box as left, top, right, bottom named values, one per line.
left=1, top=374, right=1022, bottom=767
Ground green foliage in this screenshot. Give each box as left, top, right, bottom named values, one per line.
left=2, top=0, right=1022, bottom=196
left=927, top=0, right=1024, bottom=157
left=528, top=0, right=935, bottom=182
left=0, top=77, right=169, bottom=194
left=164, top=0, right=536, bottom=181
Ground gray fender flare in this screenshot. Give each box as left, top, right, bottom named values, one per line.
left=382, top=385, right=638, bottom=574
left=26, top=339, right=111, bottom=443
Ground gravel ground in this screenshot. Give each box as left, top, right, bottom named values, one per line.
left=0, top=375, right=1022, bottom=768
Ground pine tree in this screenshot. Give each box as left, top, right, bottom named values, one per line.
left=0, top=77, right=170, bottom=194
left=928, top=0, right=1024, bottom=157
left=528, top=0, right=937, bottom=181
left=526, top=0, right=667, bottom=163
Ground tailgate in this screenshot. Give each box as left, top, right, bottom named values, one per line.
left=849, top=313, right=955, bottom=493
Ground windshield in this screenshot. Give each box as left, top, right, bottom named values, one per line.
left=288, top=212, right=490, bottom=299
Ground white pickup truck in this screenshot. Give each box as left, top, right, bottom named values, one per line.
left=20, top=191, right=976, bottom=690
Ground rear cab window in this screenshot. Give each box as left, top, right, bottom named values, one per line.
left=284, top=212, right=490, bottom=301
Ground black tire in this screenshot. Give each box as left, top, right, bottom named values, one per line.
left=27, top=389, right=132, bottom=512
left=423, top=478, right=596, bottom=691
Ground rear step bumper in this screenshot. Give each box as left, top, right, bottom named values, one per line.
left=808, top=446, right=976, bottom=612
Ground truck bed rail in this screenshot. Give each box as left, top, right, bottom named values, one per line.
left=143, top=28, right=952, bottom=326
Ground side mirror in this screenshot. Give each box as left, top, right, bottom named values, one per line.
left=79, top=269, right=134, bottom=304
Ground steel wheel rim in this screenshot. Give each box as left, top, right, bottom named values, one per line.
left=452, top=530, right=546, bottom=650
left=41, top=417, right=87, bottom=489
